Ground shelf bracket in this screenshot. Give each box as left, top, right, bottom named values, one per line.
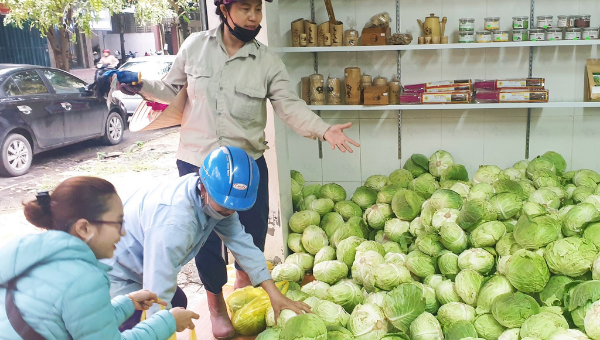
left=396, top=0, right=402, bottom=160
left=525, top=0, right=535, bottom=159
left=398, top=110, right=403, bottom=159
left=309, top=0, right=323, bottom=159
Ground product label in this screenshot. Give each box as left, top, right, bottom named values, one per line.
left=460, top=22, right=475, bottom=30
left=459, top=34, right=475, bottom=43
left=513, top=34, right=524, bottom=41
left=558, top=19, right=568, bottom=27
left=537, top=19, right=552, bottom=29
left=497, top=80, right=527, bottom=88
left=565, top=32, right=581, bottom=40
left=494, top=33, right=509, bottom=42
left=423, top=94, right=451, bottom=103
left=477, top=34, right=492, bottom=43
left=530, top=33, right=545, bottom=41
left=583, top=32, right=598, bottom=40
left=513, top=19, right=527, bottom=29
left=485, top=21, right=500, bottom=30
left=546, top=32, right=562, bottom=41
left=426, top=80, right=470, bottom=87
left=500, top=92, right=528, bottom=102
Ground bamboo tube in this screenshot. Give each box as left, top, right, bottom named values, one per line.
left=301, top=77, right=311, bottom=104
left=310, top=74, right=325, bottom=105
left=388, top=80, right=401, bottom=104
left=331, top=22, right=344, bottom=46
left=291, top=18, right=305, bottom=47
left=317, top=22, right=330, bottom=47
left=326, top=77, right=341, bottom=104
left=344, top=67, right=361, bottom=105
left=360, top=74, right=373, bottom=104
left=373, top=76, right=388, bottom=87
left=343, top=29, right=359, bottom=46
left=304, top=20, right=317, bottom=47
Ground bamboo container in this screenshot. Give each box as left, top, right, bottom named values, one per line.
left=304, top=20, right=317, bottom=47
left=360, top=74, right=373, bottom=104
left=300, top=34, right=307, bottom=47
left=310, top=74, right=325, bottom=105
left=317, top=22, right=330, bottom=47
left=291, top=19, right=305, bottom=47
left=343, top=29, right=359, bottom=46
left=344, top=67, right=361, bottom=105
left=331, top=22, right=344, bottom=46
left=301, top=77, right=311, bottom=104
left=388, top=79, right=401, bottom=104
left=373, top=76, right=388, bottom=87
left=326, top=77, right=341, bottom=104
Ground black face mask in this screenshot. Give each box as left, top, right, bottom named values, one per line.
left=224, top=16, right=261, bottom=42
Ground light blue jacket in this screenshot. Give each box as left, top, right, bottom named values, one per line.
left=0, top=230, right=176, bottom=340
left=104, top=174, right=271, bottom=312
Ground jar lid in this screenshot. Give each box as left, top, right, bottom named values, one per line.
left=537, top=15, right=553, bottom=19
left=529, top=29, right=545, bottom=32
left=580, top=15, right=592, bottom=19
left=546, top=28, right=562, bottom=32
left=484, top=17, right=500, bottom=20
left=557, top=15, right=568, bottom=18
left=476, top=30, right=492, bottom=34
left=459, top=31, right=475, bottom=35
left=513, top=29, right=529, bottom=32
left=513, top=16, right=529, bottom=20
left=460, top=18, right=475, bottom=21
left=568, top=15, right=581, bottom=18
left=583, top=27, right=599, bottom=31
left=566, top=28, right=581, bottom=31
left=494, top=30, right=509, bottom=34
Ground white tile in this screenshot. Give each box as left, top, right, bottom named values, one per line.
left=285, top=125, right=323, bottom=182
left=528, top=115, right=574, bottom=163
left=320, top=110, right=360, bottom=120
left=403, top=110, right=443, bottom=119
left=335, top=182, right=364, bottom=198
left=483, top=112, right=528, bottom=169
left=440, top=112, right=485, bottom=175
left=359, top=110, right=399, bottom=120
left=321, top=118, right=362, bottom=182
left=359, top=119, right=402, bottom=180
left=401, top=117, right=443, bottom=165
left=571, top=114, right=600, bottom=171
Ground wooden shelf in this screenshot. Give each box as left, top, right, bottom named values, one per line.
left=308, top=102, right=600, bottom=111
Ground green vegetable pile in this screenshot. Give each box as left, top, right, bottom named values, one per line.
left=257, top=150, right=600, bottom=340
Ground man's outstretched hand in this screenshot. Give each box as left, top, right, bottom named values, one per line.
left=323, top=122, right=361, bottom=153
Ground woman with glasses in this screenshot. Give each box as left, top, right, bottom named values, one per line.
left=0, top=176, right=199, bottom=339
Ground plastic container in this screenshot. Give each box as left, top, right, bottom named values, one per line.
left=582, top=27, right=599, bottom=40
left=493, top=30, right=509, bottom=42
left=575, top=15, right=591, bottom=28
left=536, top=15, right=553, bottom=29
left=459, top=18, right=476, bottom=31
left=484, top=17, right=500, bottom=31
left=545, top=28, right=563, bottom=41
left=476, top=30, right=493, bottom=43
left=458, top=31, right=475, bottom=43
left=529, top=29, right=545, bottom=41
left=557, top=15, right=568, bottom=28
left=564, top=28, right=581, bottom=40
left=513, top=29, right=529, bottom=41
left=567, top=15, right=580, bottom=28
left=513, top=16, right=529, bottom=29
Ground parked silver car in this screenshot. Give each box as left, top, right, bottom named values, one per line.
left=111, top=55, right=177, bottom=115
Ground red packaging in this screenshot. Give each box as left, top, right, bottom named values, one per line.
left=475, top=89, right=549, bottom=103
left=404, top=79, right=472, bottom=93
left=400, top=91, right=472, bottom=104
left=474, top=78, right=546, bottom=90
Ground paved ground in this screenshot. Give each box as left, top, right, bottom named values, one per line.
left=71, top=68, right=97, bottom=84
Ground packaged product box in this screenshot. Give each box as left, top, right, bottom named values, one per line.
left=404, top=79, right=472, bottom=93
left=363, top=86, right=389, bottom=105
left=475, top=89, right=549, bottom=103
left=585, top=59, right=600, bottom=101
left=400, top=91, right=472, bottom=104
left=474, top=78, right=545, bottom=90
left=361, top=27, right=391, bottom=46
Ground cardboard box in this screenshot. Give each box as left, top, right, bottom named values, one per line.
left=585, top=59, right=600, bottom=101
left=363, top=86, right=389, bottom=105
left=361, top=27, right=391, bottom=46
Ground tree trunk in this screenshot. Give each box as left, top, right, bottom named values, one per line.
left=59, top=26, right=70, bottom=72
left=178, top=7, right=189, bottom=45
left=46, top=28, right=65, bottom=70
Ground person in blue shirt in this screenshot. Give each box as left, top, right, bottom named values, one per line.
left=105, top=146, right=311, bottom=339
left=0, top=176, right=199, bottom=340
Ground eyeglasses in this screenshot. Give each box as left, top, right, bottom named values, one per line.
left=88, top=220, right=124, bottom=233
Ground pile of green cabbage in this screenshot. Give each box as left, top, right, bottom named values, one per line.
left=259, top=151, right=600, bottom=340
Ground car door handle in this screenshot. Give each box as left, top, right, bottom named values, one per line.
left=61, top=102, right=72, bottom=111
left=17, top=105, right=32, bottom=114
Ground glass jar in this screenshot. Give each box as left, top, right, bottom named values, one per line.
left=476, top=30, right=493, bottom=43
left=564, top=28, right=581, bottom=40
left=513, top=16, right=529, bottom=29
left=557, top=15, right=568, bottom=28
left=582, top=27, right=599, bottom=40
left=568, top=15, right=580, bottom=28
left=459, top=18, right=476, bottom=31
left=458, top=31, right=475, bottom=43
left=529, top=29, right=545, bottom=41
left=484, top=17, right=500, bottom=31
left=493, top=30, right=509, bottom=42
left=537, top=15, right=553, bottom=29
left=576, top=15, right=591, bottom=28
left=513, top=29, right=529, bottom=41
left=545, top=28, right=563, bottom=41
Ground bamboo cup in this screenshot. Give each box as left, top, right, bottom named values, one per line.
left=360, top=74, right=373, bottom=104
left=344, top=67, right=361, bottom=105
left=310, top=74, right=325, bottom=105
left=326, top=77, right=341, bottom=104
left=291, top=18, right=305, bottom=47
left=331, top=22, right=344, bottom=46
left=388, top=80, right=401, bottom=104
left=343, top=30, right=359, bottom=46
left=304, top=20, right=317, bottom=47
left=317, top=22, right=330, bottom=46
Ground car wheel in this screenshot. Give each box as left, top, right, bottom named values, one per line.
left=101, top=111, right=124, bottom=145
left=0, top=133, right=33, bottom=177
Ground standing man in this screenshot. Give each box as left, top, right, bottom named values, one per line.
left=117, top=0, right=360, bottom=337
left=104, top=147, right=311, bottom=338
left=99, top=49, right=119, bottom=68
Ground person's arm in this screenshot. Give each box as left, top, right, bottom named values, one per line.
left=142, top=223, right=194, bottom=314
left=109, top=55, right=119, bottom=68
left=62, top=268, right=176, bottom=340
left=266, top=55, right=360, bottom=153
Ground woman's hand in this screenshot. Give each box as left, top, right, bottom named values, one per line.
left=127, top=289, right=166, bottom=310
left=323, top=122, right=361, bottom=153
left=269, top=292, right=312, bottom=325
left=170, top=307, right=200, bottom=332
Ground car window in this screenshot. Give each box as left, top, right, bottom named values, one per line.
left=119, top=60, right=173, bottom=80
left=3, top=78, right=22, bottom=97
left=41, top=69, right=87, bottom=94
left=12, top=71, right=48, bottom=95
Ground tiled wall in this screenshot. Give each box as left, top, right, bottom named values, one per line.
left=267, top=0, right=600, bottom=224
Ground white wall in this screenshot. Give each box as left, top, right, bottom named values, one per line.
left=97, top=31, right=157, bottom=56
left=267, top=0, right=600, bottom=202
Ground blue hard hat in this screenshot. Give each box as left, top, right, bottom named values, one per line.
left=199, top=146, right=259, bottom=211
